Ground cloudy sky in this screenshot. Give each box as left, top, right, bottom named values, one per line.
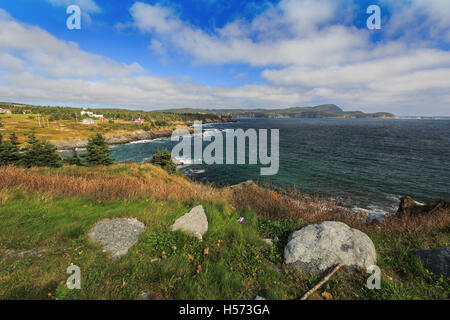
left=0, top=0, right=449, bottom=115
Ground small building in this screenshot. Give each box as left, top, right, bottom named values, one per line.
left=81, top=108, right=103, bottom=118
left=82, top=118, right=95, bottom=125
left=99, top=117, right=108, bottom=122
left=133, top=117, right=144, bottom=124
left=0, top=108, right=12, bottom=115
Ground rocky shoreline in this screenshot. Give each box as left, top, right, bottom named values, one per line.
left=54, top=129, right=177, bottom=151
left=54, top=119, right=235, bottom=150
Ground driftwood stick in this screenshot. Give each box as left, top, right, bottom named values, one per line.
left=300, top=263, right=344, bottom=300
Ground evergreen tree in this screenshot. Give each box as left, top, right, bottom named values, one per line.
left=9, top=132, right=19, bottom=147
left=20, top=133, right=62, bottom=168
left=82, top=133, right=114, bottom=166
left=0, top=132, right=21, bottom=166
left=148, top=149, right=177, bottom=175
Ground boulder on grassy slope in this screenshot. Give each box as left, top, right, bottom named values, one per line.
left=171, top=205, right=208, bottom=240
left=88, top=218, right=145, bottom=260
left=413, top=247, right=450, bottom=278
left=284, top=221, right=376, bottom=274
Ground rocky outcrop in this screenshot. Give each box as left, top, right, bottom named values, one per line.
left=396, top=197, right=449, bottom=217
left=413, top=247, right=450, bottom=278
left=88, top=218, right=145, bottom=260
left=284, top=221, right=377, bottom=274
left=171, top=205, right=208, bottom=240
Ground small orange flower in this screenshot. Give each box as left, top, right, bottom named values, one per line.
left=321, top=291, right=332, bottom=300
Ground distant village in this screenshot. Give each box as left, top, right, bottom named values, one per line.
left=80, top=108, right=144, bottom=125
left=1, top=106, right=146, bottom=126
left=0, top=108, right=12, bottom=115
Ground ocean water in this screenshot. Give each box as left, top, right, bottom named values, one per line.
left=109, top=118, right=450, bottom=215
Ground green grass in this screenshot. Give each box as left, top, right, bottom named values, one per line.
left=0, top=114, right=39, bottom=118
left=0, top=190, right=448, bottom=300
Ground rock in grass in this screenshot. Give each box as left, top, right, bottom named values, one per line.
left=413, top=247, right=450, bottom=278
left=171, top=205, right=208, bottom=240
left=88, top=218, right=145, bottom=260
left=284, top=221, right=376, bottom=274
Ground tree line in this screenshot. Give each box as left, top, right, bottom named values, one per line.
left=0, top=132, right=177, bottom=174
left=0, top=133, right=115, bottom=167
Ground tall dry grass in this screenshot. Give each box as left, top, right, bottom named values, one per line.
left=227, top=181, right=449, bottom=233
left=0, top=164, right=228, bottom=203
left=0, top=164, right=447, bottom=234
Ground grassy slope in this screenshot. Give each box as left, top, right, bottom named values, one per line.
left=0, top=114, right=184, bottom=145
left=0, top=164, right=448, bottom=300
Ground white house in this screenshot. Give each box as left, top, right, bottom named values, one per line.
left=81, top=108, right=103, bottom=118
left=82, top=118, right=95, bottom=125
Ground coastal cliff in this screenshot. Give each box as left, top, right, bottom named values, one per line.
left=160, top=104, right=397, bottom=119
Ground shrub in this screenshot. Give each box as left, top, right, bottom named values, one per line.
left=0, top=133, right=21, bottom=166
left=20, top=133, right=62, bottom=168
left=148, top=149, right=177, bottom=175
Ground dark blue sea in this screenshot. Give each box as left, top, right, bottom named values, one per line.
left=107, top=118, right=450, bottom=215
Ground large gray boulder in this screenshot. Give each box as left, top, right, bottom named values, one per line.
left=413, top=247, right=450, bottom=278
left=88, top=218, right=145, bottom=260
left=284, top=221, right=377, bottom=274
left=171, top=205, right=208, bottom=240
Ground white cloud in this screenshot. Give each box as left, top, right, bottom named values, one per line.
left=149, top=39, right=167, bottom=56
left=45, top=0, right=101, bottom=14
left=122, top=0, right=450, bottom=115
left=2, top=0, right=450, bottom=116
left=0, top=9, right=309, bottom=110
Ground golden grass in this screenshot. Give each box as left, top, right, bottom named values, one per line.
left=0, top=116, right=187, bottom=145
left=227, top=181, right=450, bottom=233
left=0, top=163, right=447, bottom=234
left=0, top=164, right=228, bottom=203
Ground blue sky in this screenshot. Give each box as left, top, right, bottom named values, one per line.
left=0, top=0, right=449, bottom=115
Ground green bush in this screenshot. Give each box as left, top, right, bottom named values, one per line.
left=148, top=149, right=177, bottom=175
left=82, top=133, right=114, bottom=166
left=20, top=133, right=62, bottom=168
left=0, top=133, right=22, bottom=166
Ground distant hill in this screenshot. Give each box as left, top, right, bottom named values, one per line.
left=160, top=104, right=397, bottom=119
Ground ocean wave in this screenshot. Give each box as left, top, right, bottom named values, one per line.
left=129, top=138, right=167, bottom=144
left=352, top=206, right=389, bottom=221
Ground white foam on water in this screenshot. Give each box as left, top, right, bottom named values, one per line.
left=129, top=138, right=168, bottom=144
left=352, top=206, right=389, bottom=221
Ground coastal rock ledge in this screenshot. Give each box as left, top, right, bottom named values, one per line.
left=284, top=221, right=377, bottom=274
left=171, top=205, right=208, bottom=241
